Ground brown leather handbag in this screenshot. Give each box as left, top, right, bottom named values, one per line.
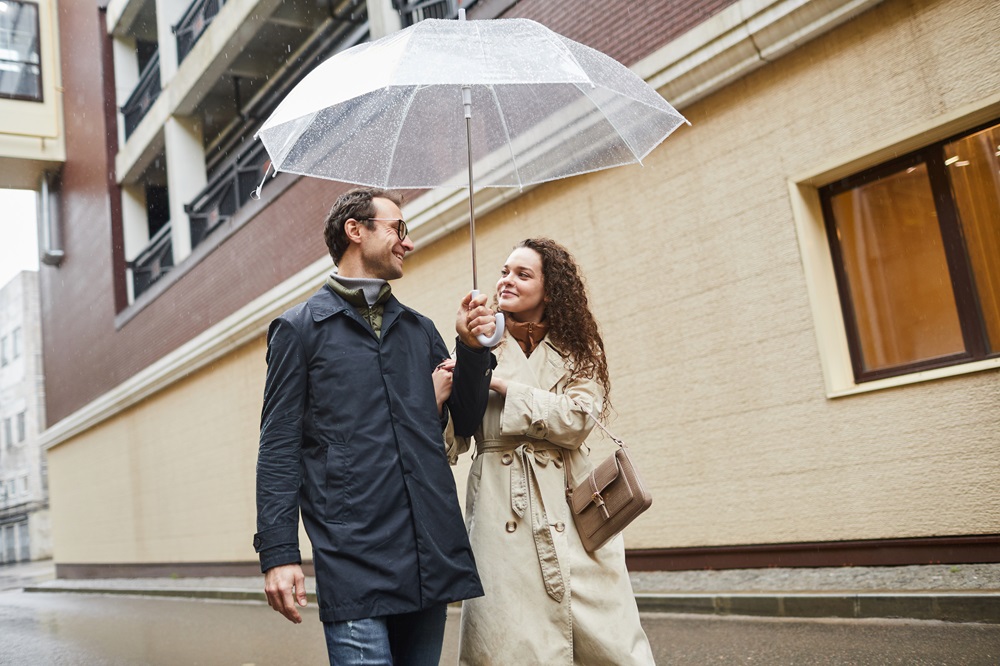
left=565, top=403, right=652, bottom=552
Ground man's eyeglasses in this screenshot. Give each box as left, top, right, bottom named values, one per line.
left=363, top=217, right=408, bottom=241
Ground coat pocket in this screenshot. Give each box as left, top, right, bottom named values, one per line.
left=323, top=441, right=352, bottom=524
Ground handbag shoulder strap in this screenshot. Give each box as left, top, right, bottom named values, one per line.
left=564, top=400, right=627, bottom=496
left=575, top=401, right=627, bottom=448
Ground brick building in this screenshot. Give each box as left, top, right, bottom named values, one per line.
left=27, top=0, right=1000, bottom=577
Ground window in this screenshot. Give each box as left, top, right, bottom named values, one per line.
left=0, top=0, right=43, bottom=102
left=0, top=335, right=7, bottom=365
left=821, top=119, right=1000, bottom=382
left=11, top=327, right=21, bottom=359
left=2, top=418, right=10, bottom=446
left=15, top=411, right=25, bottom=442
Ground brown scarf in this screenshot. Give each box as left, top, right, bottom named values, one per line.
left=506, top=317, right=549, bottom=356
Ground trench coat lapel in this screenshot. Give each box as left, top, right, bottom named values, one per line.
left=501, top=338, right=569, bottom=393
left=532, top=341, right=569, bottom=392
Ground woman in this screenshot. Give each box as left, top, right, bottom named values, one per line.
left=445, top=238, right=655, bottom=665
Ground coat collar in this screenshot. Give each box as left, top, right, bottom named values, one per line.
left=307, top=284, right=407, bottom=339
left=500, top=336, right=569, bottom=392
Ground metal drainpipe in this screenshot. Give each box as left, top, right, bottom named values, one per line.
left=38, top=172, right=64, bottom=267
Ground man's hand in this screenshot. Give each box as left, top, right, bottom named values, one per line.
left=264, top=563, right=308, bottom=623
left=432, top=358, right=456, bottom=414
left=456, top=291, right=497, bottom=348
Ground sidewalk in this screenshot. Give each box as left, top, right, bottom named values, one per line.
left=11, top=559, right=1000, bottom=624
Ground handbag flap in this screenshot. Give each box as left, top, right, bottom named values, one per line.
left=571, top=448, right=625, bottom=515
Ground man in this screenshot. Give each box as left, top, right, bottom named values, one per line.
left=254, top=187, right=495, bottom=665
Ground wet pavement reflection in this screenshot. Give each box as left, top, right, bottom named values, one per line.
left=2, top=589, right=998, bottom=665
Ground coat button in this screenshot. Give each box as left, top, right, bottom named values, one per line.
left=554, top=522, right=565, bottom=533
left=501, top=453, right=512, bottom=465
left=505, top=521, right=517, bottom=533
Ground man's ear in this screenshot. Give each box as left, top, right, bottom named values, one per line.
left=344, top=218, right=365, bottom=246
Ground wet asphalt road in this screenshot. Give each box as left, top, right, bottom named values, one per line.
left=1, top=589, right=998, bottom=665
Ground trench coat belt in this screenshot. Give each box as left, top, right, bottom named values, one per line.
left=476, top=439, right=566, bottom=603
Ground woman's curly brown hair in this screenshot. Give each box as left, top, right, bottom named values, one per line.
left=506, top=238, right=611, bottom=407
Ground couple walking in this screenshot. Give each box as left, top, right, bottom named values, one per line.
left=254, top=187, right=653, bottom=665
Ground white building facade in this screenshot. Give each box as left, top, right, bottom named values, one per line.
left=0, top=271, right=50, bottom=563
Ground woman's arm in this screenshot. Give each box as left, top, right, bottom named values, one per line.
left=498, top=374, right=605, bottom=450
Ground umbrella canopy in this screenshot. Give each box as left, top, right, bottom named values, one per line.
left=256, top=17, right=687, bottom=190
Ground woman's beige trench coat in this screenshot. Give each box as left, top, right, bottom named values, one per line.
left=447, top=337, right=654, bottom=665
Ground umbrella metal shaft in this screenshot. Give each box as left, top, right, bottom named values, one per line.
left=466, top=99, right=479, bottom=292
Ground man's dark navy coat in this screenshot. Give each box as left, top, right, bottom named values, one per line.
left=254, top=285, right=489, bottom=622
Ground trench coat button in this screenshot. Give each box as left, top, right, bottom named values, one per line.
left=554, top=522, right=565, bottom=532
left=505, top=521, right=517, bottom=533
left=501, top=453, right=513, bottom=465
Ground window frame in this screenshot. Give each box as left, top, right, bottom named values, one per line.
left=818, top=118, right=999, bottom=383
left=788, top=98, right=1000, bottom=398
left=0, top=0, right=44, bottom=103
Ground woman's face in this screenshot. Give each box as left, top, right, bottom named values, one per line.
left=497, top=247, right=545, bottom=322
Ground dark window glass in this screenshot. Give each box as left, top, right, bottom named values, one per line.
left=0, top=0, right=42, bottom=102
left=822, top=119, right=1000, bottom=381
left=145, top=184, right=170, bottom=237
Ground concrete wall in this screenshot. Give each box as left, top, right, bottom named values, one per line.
left=45, top=0, right=1000, bottom=565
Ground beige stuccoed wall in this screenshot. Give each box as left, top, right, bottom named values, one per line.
left=48, top=339, right=269, bottom=563
left=46, top=0, right=999, bottom=565
left=395, top=0, right=1000, bottom=549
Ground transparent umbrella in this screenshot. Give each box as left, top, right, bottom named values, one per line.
left=256, top=10, right=688, bottom=344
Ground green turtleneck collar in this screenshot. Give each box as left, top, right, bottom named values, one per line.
left=326, top=275, right=393, bottom=337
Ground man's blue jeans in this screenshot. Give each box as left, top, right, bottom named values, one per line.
left=322, top=604, right=448, bottom=666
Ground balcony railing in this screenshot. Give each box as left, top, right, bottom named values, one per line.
left=131, top=221, right=173, bottom=299
left=174, top=0, right=227, bottom=64
left=186, top=140, right=270, bottom=249
left=121, top=50, right=161, bottom=139
left=396, top=0, right=459, bottom=26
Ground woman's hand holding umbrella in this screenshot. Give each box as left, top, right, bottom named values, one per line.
left=457, top=291, right=499, bottom=349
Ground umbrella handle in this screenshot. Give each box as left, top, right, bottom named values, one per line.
left=471, top=289, right=505, bottom=347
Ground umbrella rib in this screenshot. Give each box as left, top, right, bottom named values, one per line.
left=383, top=86, right=422, bottom=186
left=575, top=82, right=644, bottom=164
left=487, top=85, right=523, bottom=190
left=538, top=31, right=645, bottom=163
